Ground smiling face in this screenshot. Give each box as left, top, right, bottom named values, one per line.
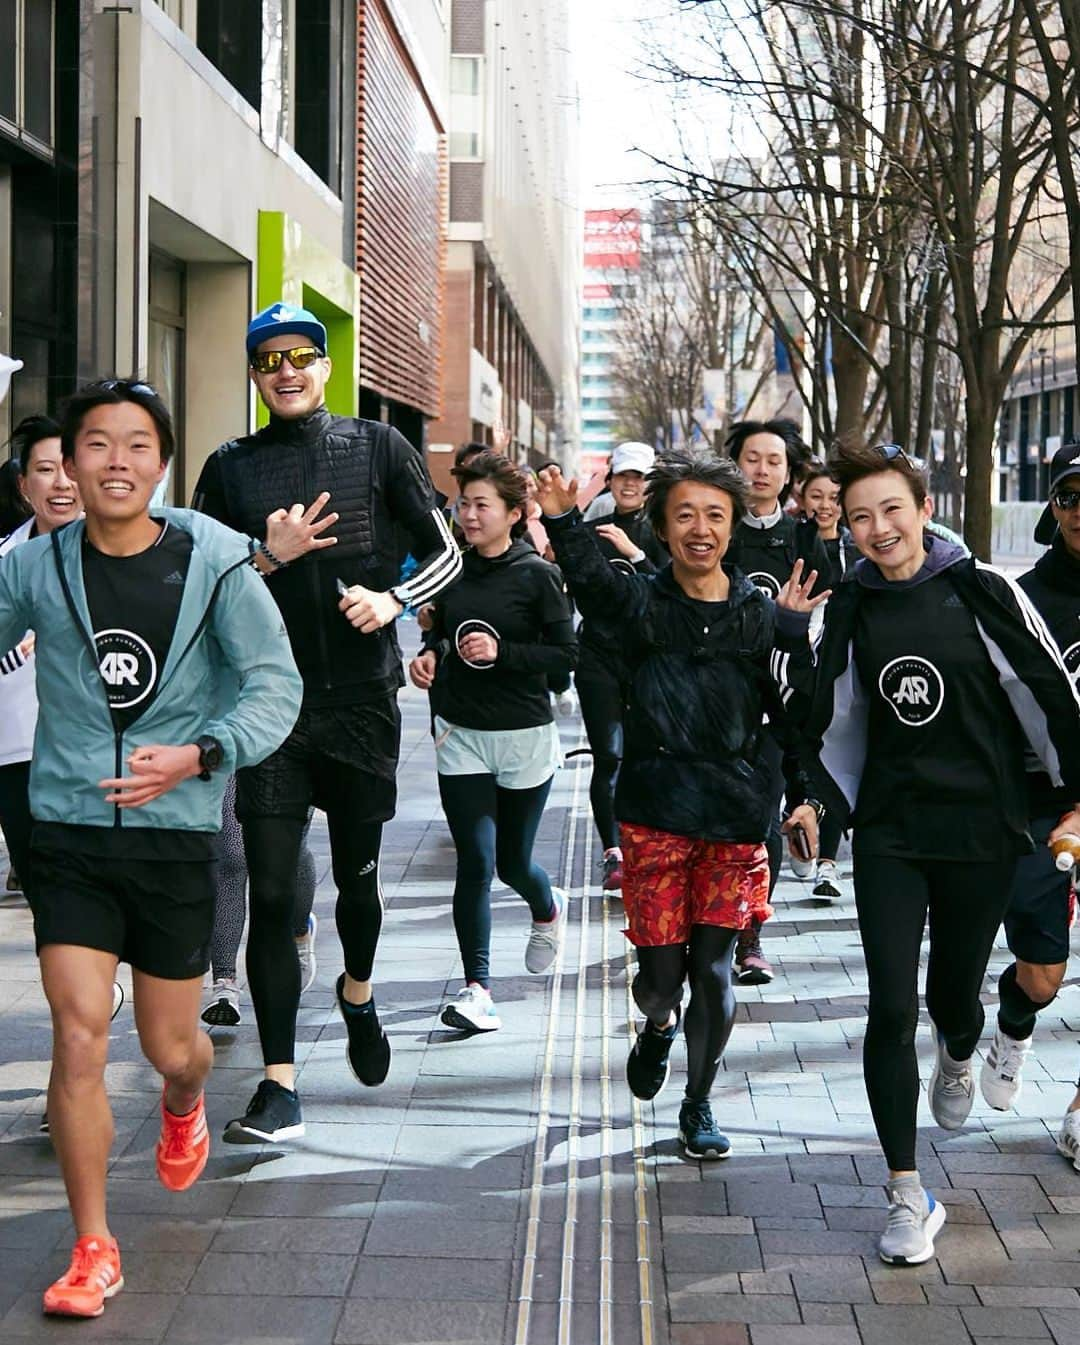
left=458, top=479, right=522, bottom=555
left=803, top=475, right=841, bottom=536
left=66, top=402, right=167, bottom=527
left=611, top=469, right=646, bottom=512
left=19, top=436, right=80, bottom=534
left=1051, top=474, right=1080, bottom=562
left=656, top=480, right=736, bottom=578
left=844, top=470, right=932, bottom=581
left=734, top=433, right=789, bottom=514
left=250, top=333, right=332, bottom=420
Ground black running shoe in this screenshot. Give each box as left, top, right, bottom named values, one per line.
left=336, top=974, right=391, bottom=1086
left=679, top=1099, right=731, bottom=1160
left=626, top=1007, right=681, bottom=1101
left=222, top=1080, right=305, bottom=1145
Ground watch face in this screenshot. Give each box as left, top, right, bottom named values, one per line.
left=199, top=737, right=223, bottom=770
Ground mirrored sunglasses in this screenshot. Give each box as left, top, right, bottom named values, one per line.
left=249, top=346, right=323, bottom=374
left=1052, top=489, right=1080, bottom=512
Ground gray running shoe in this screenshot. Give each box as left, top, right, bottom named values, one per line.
left=879, top=1183, right=946, bottom=1265
left=525, top=888, right=566, bottom=974
left=980, top=1027, right=1030, bottom=1111
left=928, top=1034, right=975, bottom=1129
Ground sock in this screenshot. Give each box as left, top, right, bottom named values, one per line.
left=886, top=1171, right=926, bottom=1208
left=998, top=963, right=1055, bottom=1041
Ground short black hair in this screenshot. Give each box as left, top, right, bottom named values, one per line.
left=800, top=457, right=838, bottom=492
left=454, top=441, right=489, bottom=468
left=644, top=449, right=749, bottom=536
left=0, top=457, right=31, bottom=534
left=10, top=414, right=62, bottom=476
left=829, top=433, right=928, bottom=508
left=725, top=418, right=811, bottom=504
left=60, top=378, right=175, bottom=465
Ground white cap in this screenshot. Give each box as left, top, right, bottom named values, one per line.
left=0, top=354, right=24, bottom=405
left=611, top=441, right=655, bottom=476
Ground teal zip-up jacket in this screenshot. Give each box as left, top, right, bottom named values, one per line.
left=0, top=508, right=302, bottom=835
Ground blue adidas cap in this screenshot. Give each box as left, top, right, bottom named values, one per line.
left=246, top=302, right=327, bottom=356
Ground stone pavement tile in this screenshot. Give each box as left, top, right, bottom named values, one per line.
left=348, top=1255, right=514, bottom=1301
left=741, top=1271, right=795, bottom=1295
left=762, top=1253, right=873, bottom=1304
left=979, top=1289, right=1080, bottom=1310
left=700, top=1155, right=794, bottom=1185
left=0, top=1207, right=69, bottom=1249
left=925, top=1284, right=979, bottom=1305
left=365, top=1177, right=521, bottom=1223
left=800, top=1303, right=856, bottom=1325
left=188, top=1250, right=355, bottom=1296
left=662, top=1215, right=755, bottom=1234
left=817, top=1182, right=887, bottom=1208
left=103, top=1177, right=239, bottom=1218
left=853, top=1304, right=972, bottom=1345
left=1041, top=1308, right=1080, bottom=1344
left=671, top=1326, right=749, bottom=1345
left=760, top=1226, right=877, bottom=1256
left=162, top=1295, right=342, bottom=1344
left=1036, top=1214, right=1080, bottom=1250
left=788, top=1154, right=859, bottom=1185
left=749, top=1328, right=861, bottom=1345
left=335, top=1299, right=506, bottom=1344
left=871, top=1279, right=927, bottom=1305
left=362, top=1214, right=514, bottom=1260
left=726, top=1181, right=823, bottom=1218
left=228, top=1180, right=379, bottom=1219
left=101, top=1215, right=221, bottom=1255
left=666, top=1272, right=743, bottom=1296
left=670, top=1292, right=801, bottom=1325
left=209, top=1214, right=368, bottom=1252
left=1, top=1289, right=177, bottom=1340
left=662, top=1232, right=763, bottom=1274
left=961, top=1307, right=1051, bottom=1337
left=755, top=1216, right=829, bottom=1232
left=238, top=1123, right=400, bottom=1183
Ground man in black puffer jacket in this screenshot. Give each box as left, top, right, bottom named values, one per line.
left=193, top=302, right=461, bottom=1144
left=538, top=450, right=821, bottom=1163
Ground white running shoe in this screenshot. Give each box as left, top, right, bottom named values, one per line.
left=812, top=861, right=842, bottom=903
left=928, top=1034, right=975, bottom=1129
left=553, top=689, right=577, bottom=718
left=297, top=913, right=318, bottom=995
left=525, top=888, right=567, bottom=974
left=789, top=853, right=815, bottom=880
left=1057, top=1109, right=1080, bottom=1171
left=980, top=1027, right=1031, bottom=1111
left=441, top=985, right=502, bottom=1033
left=201, top=978, right=242, bottom=1027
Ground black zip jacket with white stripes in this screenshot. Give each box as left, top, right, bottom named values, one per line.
left=193, top=408, right=460, bottom=706
left=770, top=540, right=1080, bottom=831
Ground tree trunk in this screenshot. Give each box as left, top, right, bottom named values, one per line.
left=963, top=398, right=997, bottom=560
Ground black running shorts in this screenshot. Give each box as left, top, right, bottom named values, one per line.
left=31, top=844, right=214, bottom=980
left=1003, top=815, right=1074, bottom=966
left=236, top=698, right=401, bottom=823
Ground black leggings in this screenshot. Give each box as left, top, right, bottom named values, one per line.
left=438, top=772, right=555, bottom=988
left=243, top=813, right=384, bottom=1065
left=633, top=927, right=739, bottom=1102
left=855, top=852, right=1016, bottom=1172
left=576, top=662, right=625, bottom=852
left=0, top=760, right=32, bottom=907
left=818, top=812, right=844, bottom=865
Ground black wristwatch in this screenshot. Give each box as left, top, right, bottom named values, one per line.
left=195, top=734, right=224, bottom=781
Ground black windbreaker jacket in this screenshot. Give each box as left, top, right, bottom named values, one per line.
left=546, top=508, right=814, bottom=843
left=771, top=548, right=1080, bottom=829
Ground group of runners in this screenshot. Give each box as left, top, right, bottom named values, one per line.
left=2, top=302, right=1080, bottom=1317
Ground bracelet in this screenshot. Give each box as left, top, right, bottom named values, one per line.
left=258, top=540, right=289, bottom=571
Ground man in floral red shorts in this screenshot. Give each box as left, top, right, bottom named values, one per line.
left=538, top=451, right=820, bottom=1159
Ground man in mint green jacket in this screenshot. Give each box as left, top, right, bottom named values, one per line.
left=0, top=378, right=301, bottom=1320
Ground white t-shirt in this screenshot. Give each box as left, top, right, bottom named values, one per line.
left=0, top=517, right=38, bottom=766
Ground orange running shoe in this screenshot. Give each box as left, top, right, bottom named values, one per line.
left=43, top=1235, right=123, bottom=1317
left=155, top=1088, right=209, bottom=1191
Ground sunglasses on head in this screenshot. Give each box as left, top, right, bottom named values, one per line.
left=100, top=378, right=158, bottom=398
left=249, top=346, right=323, bottom=374
left=1052, top=488, right=1080, bottom=512
left=873, top=442, right=911, bottom=463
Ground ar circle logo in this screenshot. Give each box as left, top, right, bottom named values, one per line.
left=747, top=571, right=781, bottom=598
left=94, top=629, right=156, bottom=709
left=878, top=655, right=944, bottom=726
left=1062, top=640, right=1080, bottom=689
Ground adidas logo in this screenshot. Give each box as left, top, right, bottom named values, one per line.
left=163, top=571, right=185, bottom=585
left=943, top=593, right=965, bottom=607
left=271, top=305, right=297, bottom=323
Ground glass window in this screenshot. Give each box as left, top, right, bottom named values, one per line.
left=23, top=0, right=52, bottom=142
left=0, top=0, right=16, bottom=123
left=294, top=0, right=342, bottom=191
left=148, top=253, right=186, bottom=505
left=451, top=56, right=480, bottom=96
left=198, top=0, right=262, bottom=112
left=450, top=56, right=482, bottom=160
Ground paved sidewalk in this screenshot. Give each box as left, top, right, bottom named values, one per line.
left=1, top=687, right=1080, bottom=1344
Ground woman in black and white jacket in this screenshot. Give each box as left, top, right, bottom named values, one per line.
left=774, top=439, right=1080, bottom=1269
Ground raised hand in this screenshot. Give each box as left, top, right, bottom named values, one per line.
left=265, top=492, right=339, bottom=563
left=777, top=558, right=832, bottom=613
left=536, top=466, right=579, bottom=518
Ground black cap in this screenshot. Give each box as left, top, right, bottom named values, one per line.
left=1034, top=439, right=1080, bottom=545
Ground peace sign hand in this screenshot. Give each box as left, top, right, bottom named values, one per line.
left=777, top=558, right=832, bottom=613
